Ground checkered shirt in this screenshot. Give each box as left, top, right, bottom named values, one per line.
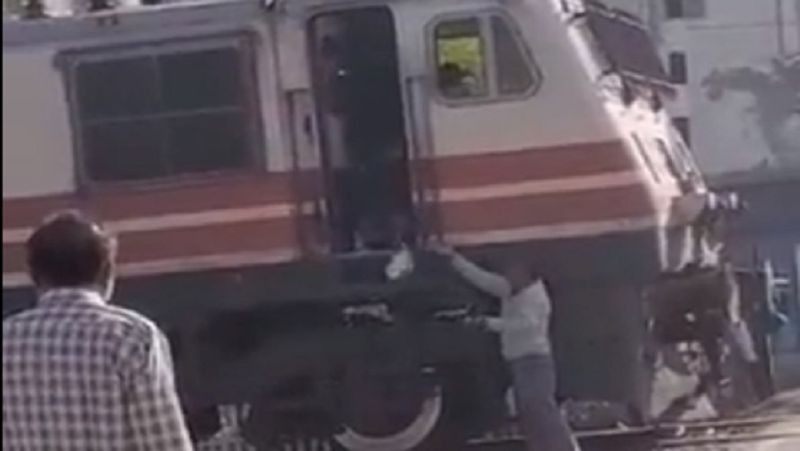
left=2, top=288, right=194, bottom=450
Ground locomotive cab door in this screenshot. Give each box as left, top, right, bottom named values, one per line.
left=308, top=6, right=416, bottom=253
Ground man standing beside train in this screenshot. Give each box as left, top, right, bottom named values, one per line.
left=2, top=211, right=193, bottom=450
left=432, top=245, right=580, bottom=451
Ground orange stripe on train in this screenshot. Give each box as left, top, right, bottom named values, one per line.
left=3, top=217, right=296, bottom=274
left=3, top=140, right=636, bottom=230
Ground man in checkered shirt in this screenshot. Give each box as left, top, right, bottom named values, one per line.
left=2, top=211, right=193, bottom=450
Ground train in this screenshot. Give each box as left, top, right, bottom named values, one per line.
left=2, top=0, right=751, bottom=449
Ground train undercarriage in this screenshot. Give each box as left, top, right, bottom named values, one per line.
left=7, top=225, right=774, bottom=450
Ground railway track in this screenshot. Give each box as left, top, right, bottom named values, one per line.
left=469, top=415, right=800, bottom=450
left=197, top=415, right=800, bottom=450
left=656, top=415, right=800, bottom=449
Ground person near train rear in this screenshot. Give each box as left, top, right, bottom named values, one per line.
left=432, top=245, right=580, bottom=451
left=2, top=211, right=193, bottom=450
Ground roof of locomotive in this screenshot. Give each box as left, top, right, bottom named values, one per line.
left=6, top=0, right=505, bottom=47
left=3, top=0, right=269, bottom=47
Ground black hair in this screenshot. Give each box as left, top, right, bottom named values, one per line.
left=500, top=257, right=543, bottom=280
left=26, top=210, right=115, bottom=288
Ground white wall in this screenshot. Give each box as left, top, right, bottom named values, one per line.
left=2, top=48, right=76, bottom=198
left=603, top=0, right=800, bottom=176
left=678, top=0, right=798, bottom=175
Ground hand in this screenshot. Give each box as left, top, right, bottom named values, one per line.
left=434, top=307, right=470, bottom=322
left=462, top=315, right=488, bottom=329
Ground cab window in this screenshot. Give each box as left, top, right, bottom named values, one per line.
left=491, top=16, right=535, bottom=95
left=433, top=13, right=539, bottom=103
left=434, top=17, right=488, bottom=99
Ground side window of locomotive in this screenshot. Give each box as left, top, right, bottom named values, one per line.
left=434, top=17, right=489, bottom=99
left=69, top=40, right=259, bottom=183
left=433, top=13, right=537, bottom=103
left=490, top=15, right=534, bottom=95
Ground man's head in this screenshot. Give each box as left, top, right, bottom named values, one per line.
left=26, top=211, right=117, bottom=297
left=502, top=260, right=541, bottom=294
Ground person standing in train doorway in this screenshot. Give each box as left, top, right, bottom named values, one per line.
left=432, top=244, right=580, bottom=451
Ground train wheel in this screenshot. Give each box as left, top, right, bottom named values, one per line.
left=333, top=367, right=464, bottom=451
left=333, top=387, right=442, bottom=451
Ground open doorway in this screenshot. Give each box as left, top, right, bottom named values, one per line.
left=309, top=7, right=415, bottom=253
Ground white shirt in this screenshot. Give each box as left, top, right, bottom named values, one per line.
left=451, top=255, right=552, bottom=360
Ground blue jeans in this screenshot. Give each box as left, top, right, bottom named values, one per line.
left=510, top=354, right=580, bottom=451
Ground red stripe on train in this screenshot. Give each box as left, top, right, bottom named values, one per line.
left=2, top=174, right=296, bottom=229
left=3, top=218, right=296, bottom=274
left=429, top=140, right=633, bottom=188
left=439, top=184, right=653, bottom=232
left=3, top=140, right=635, bottom=229
left=3, top=184, right=653, bottom=274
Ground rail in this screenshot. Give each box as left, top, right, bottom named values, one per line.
left=467, top=414, right=800, bottom=450
left=657, top=414, right=800, bottom=448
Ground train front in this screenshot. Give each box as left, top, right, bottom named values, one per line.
left=1, top=1, right=735, bottom=449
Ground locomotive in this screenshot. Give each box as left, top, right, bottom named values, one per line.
left=3, top=0, right=732, bottom=448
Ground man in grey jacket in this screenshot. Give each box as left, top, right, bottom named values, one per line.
left=433, top=245, right=579, bottom=451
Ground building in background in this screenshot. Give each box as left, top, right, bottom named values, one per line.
left=605, top=0, right=800, bottom=353
left=3, top=0, right=146, bottom=17
left=607, top=0, right=798, bottom=171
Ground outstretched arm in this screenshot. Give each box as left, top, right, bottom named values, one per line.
left=448, top=252, right=512, bottom=299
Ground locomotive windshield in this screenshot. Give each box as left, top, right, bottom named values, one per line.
left=584, top=1, right=669, bottom=86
